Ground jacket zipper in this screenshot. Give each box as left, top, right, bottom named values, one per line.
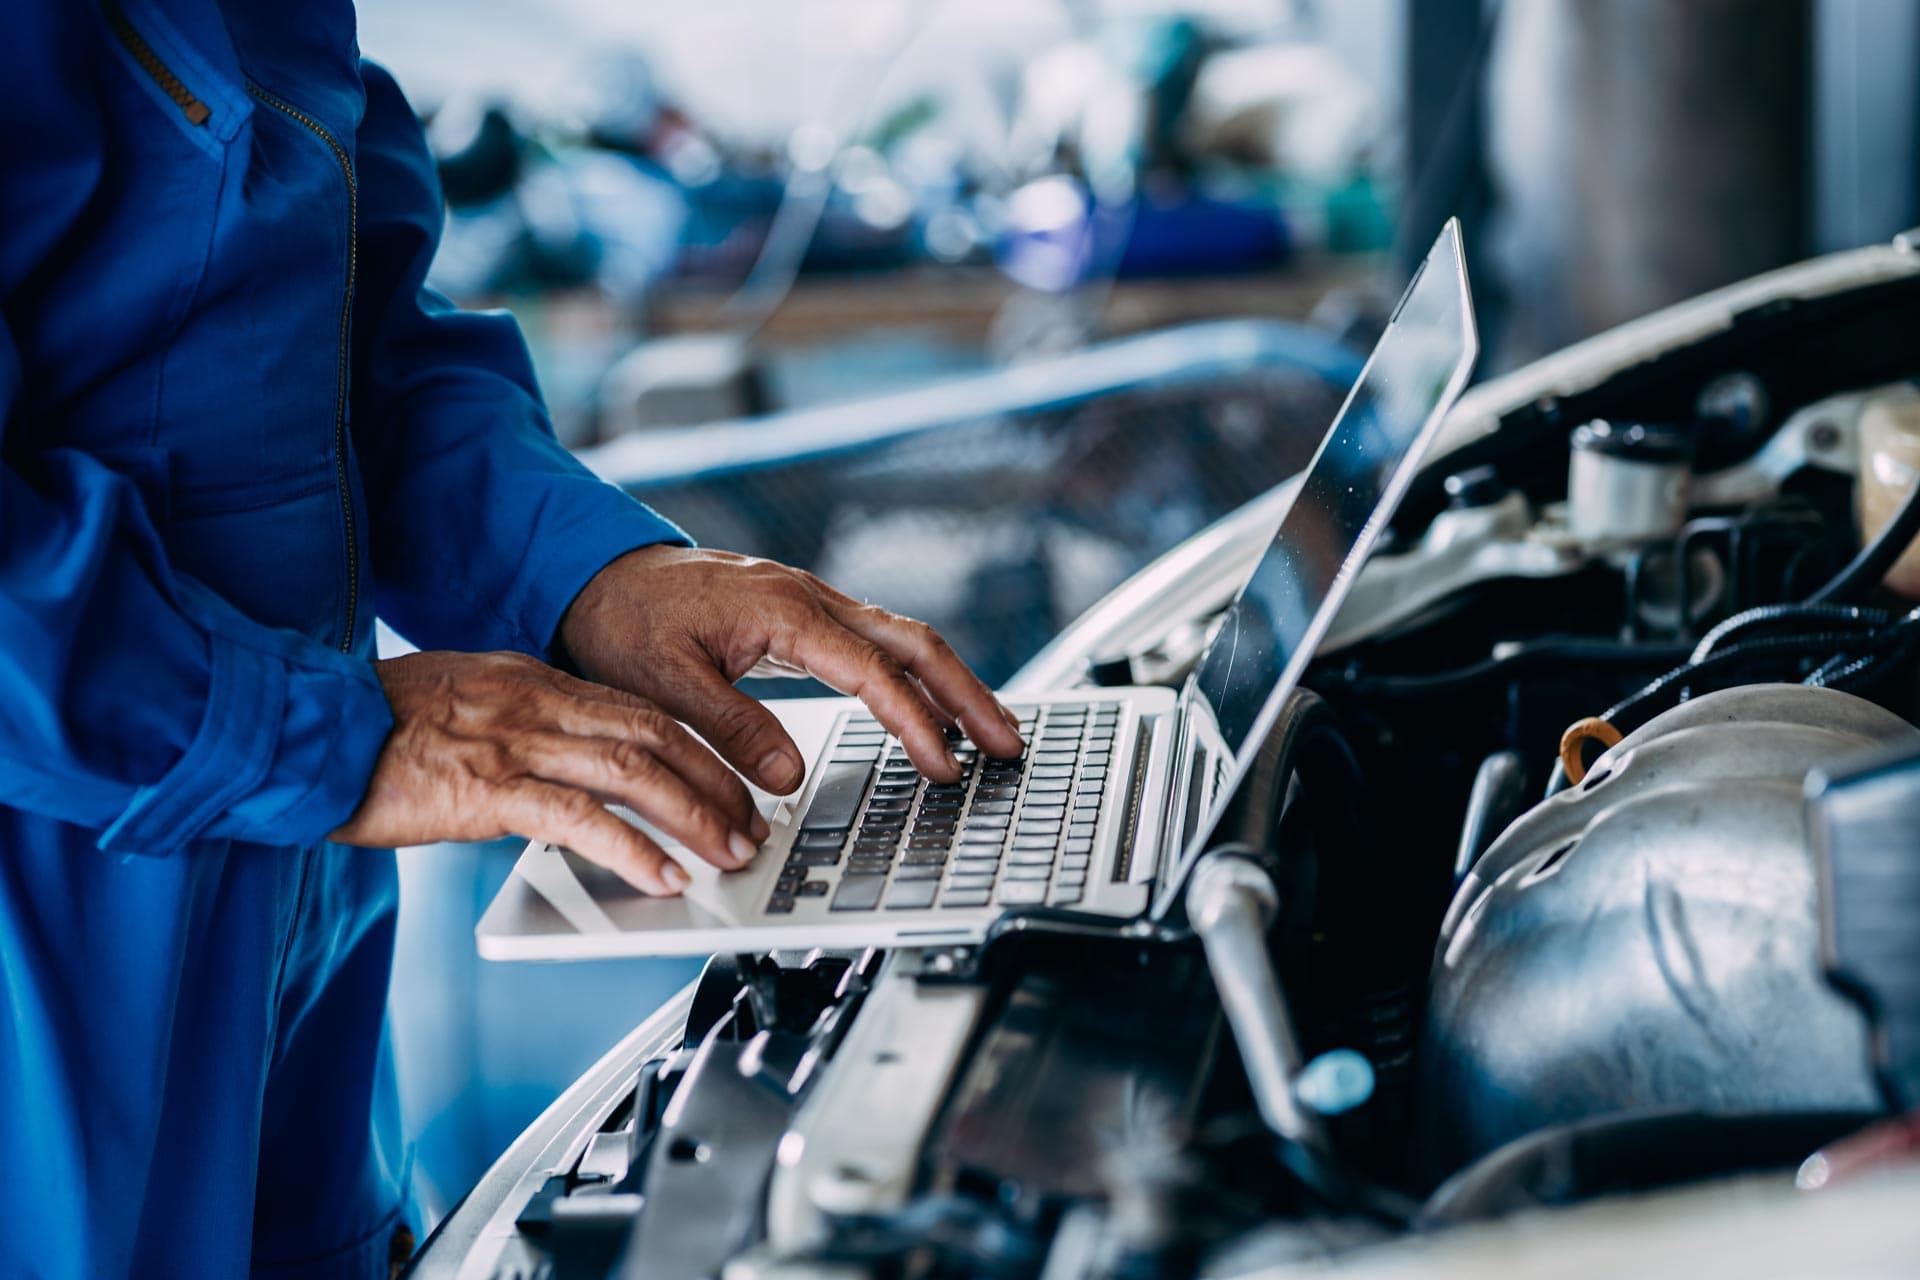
left=245, top=83, right=363, bottom=654
left=106, top=5, right=211, bottom=125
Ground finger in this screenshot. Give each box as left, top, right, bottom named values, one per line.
left=645, top=659, right=809, bottom=796
left=529, top=679, right=766, bottom=839
left=773, top=617, right=961, bottom=781
left=497, top=780, right=687, bottom=896
left=913, top=676, right=961, bottom=732
left=817, top=597, right=1025, bottom=758
left=517, top=733, right=760, bottom=869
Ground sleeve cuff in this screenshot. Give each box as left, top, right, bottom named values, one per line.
left=509, top=488, right=691, bottom=663
left=98, top=633, right=394, bottom=856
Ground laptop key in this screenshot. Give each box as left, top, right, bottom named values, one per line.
left=1006, top=849, right=1054, bottom=867
left=766, top=896, right=796, bottom=914
left=941, top=889, right=991, bottom=908
left=794, top=829, right=848, bottom=850
left=1068, top=824, right=1097, bottom=840
left=885, top=879, right=938, bottom=910
left=1048, top=885, right=1084, bottom=906
left=799, top=880, right=831, bottom=896
left=788, top=848, right=843, bottom=867
left=802, top=761, right=876, bottom=831
left=830, top=875, right=887, bottom=911
left=1004, top=864, right=1051, bottom=881
left=946, top=873, right=996, bottom=892
left=1063, top=839, right=1094, bottom=856
left=894, top=863, right=943, bottom=881
left=996, top=880, right=1048, bottom=905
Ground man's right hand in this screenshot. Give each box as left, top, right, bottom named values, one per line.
left=331, top=651, right=766, bottom=896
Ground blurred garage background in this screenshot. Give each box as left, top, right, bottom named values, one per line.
left=358, top=0, right=1920, bottom=1223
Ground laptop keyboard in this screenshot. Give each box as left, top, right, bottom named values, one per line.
left=766, top=702, right=1122, bottom=915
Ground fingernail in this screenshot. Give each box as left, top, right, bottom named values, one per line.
left=757, top=749, right=802, bottom=793
left=729, top=832, right=759, bottom=866
left=661, top=863, right=690, bottom=894
left=750, top=811, right=771, bottom=842
left=944, top=749, right=962, bottom=776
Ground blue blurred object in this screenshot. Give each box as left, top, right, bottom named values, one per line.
left=998, top=175, right=1291, bottom=291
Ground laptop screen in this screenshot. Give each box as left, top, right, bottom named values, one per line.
left=1155, top=219, right=1478, bottom=912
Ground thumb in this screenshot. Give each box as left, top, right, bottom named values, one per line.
left=651, top=657, right=807, bottom=795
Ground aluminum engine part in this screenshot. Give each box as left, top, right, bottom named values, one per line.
left=1422, top=684, right=1910, bottom=1172
left=1566, top=420, right=1693, bottom=547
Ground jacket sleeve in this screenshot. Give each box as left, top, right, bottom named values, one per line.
left=0, top=325, right=394, bottom=857
left=349, top=62, right=688, bottom=659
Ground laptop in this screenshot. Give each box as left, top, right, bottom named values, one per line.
left=478, top=220, right=1477, bottom=960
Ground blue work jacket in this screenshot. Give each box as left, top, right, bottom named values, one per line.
left=0, top=3, right=681, bottom=1275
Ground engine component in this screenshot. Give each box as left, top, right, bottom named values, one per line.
left=1808, top=741, right=1920, bottom=1111
left=1321, top=487, right=1582, bottom=652
left=1422, top=684, right=1909, bottom=1175
left=1566, top=419, right=1694, bottom=547
left=1187, top=852, right=1323, bottom=1149
left=1452, top=751, right=1529, bottom=883
left=1853, top=383, right=1920, bottom=599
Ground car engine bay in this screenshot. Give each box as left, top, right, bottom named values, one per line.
left=412, top=236, right=1920, bottom=1280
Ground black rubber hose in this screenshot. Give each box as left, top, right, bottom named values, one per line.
left=1689, top=602, right=1891, bottom=663
left=1335, top=638, right=1694, bottom=698
left=1808, top=468, right=1920, bottom=604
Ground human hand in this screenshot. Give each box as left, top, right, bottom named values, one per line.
left=557, top=546, right=1025, bottom=793
left=331, top=651, right=767, bottom=895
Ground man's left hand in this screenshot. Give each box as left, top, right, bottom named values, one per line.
left=557, top=546, right=1026, bottom=795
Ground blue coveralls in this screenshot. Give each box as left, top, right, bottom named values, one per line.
left=0, top=4, right=682, bottom=1274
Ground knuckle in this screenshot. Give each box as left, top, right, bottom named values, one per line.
left=679, top=793, right=718, bottom=837
left=631, top=707, right=677, bottom=745
left=472, top=740, right=517, bottom=780
left=607, top=739, right=658, bottom=779
left=910, top=619, right=948, bottom=655
left=708, top=697, right=768, bottom=747
left=556, top=789, right=602, bottom=825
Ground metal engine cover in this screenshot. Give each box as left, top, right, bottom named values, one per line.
left=1422, top=684, right=1910, bottom=1172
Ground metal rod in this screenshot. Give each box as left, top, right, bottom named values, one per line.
left=1185, top=853, right=1323, bottom=1149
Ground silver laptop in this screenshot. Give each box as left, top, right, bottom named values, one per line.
left=478, top=220, right=1477, bottom=960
